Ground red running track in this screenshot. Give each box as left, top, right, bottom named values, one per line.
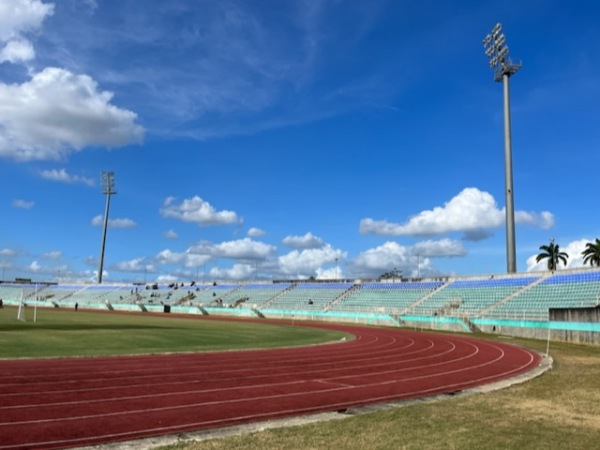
left=0, top=322, right=541, bottom=449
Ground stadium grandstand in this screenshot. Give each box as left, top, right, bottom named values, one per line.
left=2, top=267, right=599, bottom=344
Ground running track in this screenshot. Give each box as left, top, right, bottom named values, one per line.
left=0, top=321, right=541, bottom=449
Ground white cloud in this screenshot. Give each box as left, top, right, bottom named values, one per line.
left=160, top=196, right=240, bottom=226
left=91, top=214, right=137, bottom=229
left=412, top=239, right=467, bottom=257
left=40, top=168, right=95, bottom=186
left=190, top=238, right=276, bottom=260
left=155, top=249, right=186, bottom=265
left=351, top=241, right=410, bottom=273
left=515, top=210, right=554, bottom=229
left=282, top=232, right=324, bottom=249
left=315, top=266, right=343, bottom=280
left=0, top=2, right=142, bottom=160
left=186, top=253, right=212, bottom=267
left=0, top=248, right=17, bottom=256
left=278, top=244, right=346, bottom=276
left=12, top=199, right=34, bottom=209
left=156, top=274, right=178, bottom=283
left=526, top=238, right=588, bottom=272
left=164, top=229, right=178, bottom=240
left=0, top=0, right=54, bottom=42
left=28, top=260, right=42, bottom=272
left=349, top=241, right=437, bottom=279
left=0, top=67, right=144, bottom=161
left=0, top=38, right=35, bottom=63
left=209, top=263, right=255, bottom=280
left=360, top=188, right=554, bottom=240
left=154, top=249, right=211, bottom=268
left=113, top=258, right=154, bottom=273
left=247, top=227, right=266, bottom=237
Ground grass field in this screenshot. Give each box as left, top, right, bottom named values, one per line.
left=0, top=306, right=348, bottom=358
left=2, top=306, right=599, bottom=449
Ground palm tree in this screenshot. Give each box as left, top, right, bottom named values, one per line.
left=536, top=238, right=569, bottom=271
left=581, top=238, right=600, bottom=267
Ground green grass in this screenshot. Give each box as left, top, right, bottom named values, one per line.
left=0, top=306, right=348, bottom=358
left=160, top=335, right=600, bottom=450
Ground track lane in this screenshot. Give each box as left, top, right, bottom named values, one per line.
left=0, top=323, right=541, bottom=450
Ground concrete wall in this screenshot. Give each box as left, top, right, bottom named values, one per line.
left=548, top=306, right=600, bottom=345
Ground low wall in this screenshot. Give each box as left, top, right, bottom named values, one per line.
left=473, top=316, right=600, bottom=345
left=4, top=300, right=598, bottom=345
left=548, top=306, right=600, bottom=344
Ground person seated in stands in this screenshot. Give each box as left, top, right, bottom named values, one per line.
left=308, top=299, right=314, bottom=305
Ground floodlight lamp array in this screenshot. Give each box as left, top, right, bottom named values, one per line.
left=483, top=23, right=521, bottom=81
left=100, top=171, right=117, bottom=195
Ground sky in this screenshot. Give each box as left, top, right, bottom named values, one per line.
left=1, top=0, right=599, bottom=284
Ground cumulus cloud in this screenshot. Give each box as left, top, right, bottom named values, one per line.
left=0, top=38, right=35, bottom=63
left=412, top=239, right=467, bottom=257
left=28, top=260, right=42, bottom=273
left=282, top=232, right=324, bottom=249
left=156, top=274, right=178, bottom=283
left=278, top=244, right=346, bottom=276
left=0, top=0, right=53, bottom=39
left=526, top=238, right=588, bottom=272
left=209, top=263, right=255, bottom=281
left=91, top=214, right=137, bottom=229
left=351, top=241, right=410, bottom=273
left=160, top=196, right=240, bottom=226
left=155, top=249, right=211, bottom=268
left=360, top=188, right=554, bottom=240
left=0, top=68, right=144, bottom=161
left=0, top=248, right=17, bottom=256
left=189, top=238, right=276, bottom=260
left=113, top=258, right=155, bottom=273
left=12, top=199, right=34, bottom=209
left=348, top=241, right=437, bottom=279
left=155, top=249, right=186, bottom=265
left=0, top=0, right=53, bottom=62
left=515, top=210, right=554, bottom=229
left=315, top=266, right=343, bottom=280
left=247, top=227, right=266, bottom=237
left=0, top=2, right=143, bottom=160
left=40, top=168, right=95, bottom=186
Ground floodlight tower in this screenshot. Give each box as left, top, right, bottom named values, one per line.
left=98, top=171, right=116, bottom=284
left=483, top=23, right=521, bottom=273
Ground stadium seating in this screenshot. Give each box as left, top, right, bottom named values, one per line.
left=8, top=267, right=600, bottom=323
left=488, top=271, right=600, bottom=320
left=410, top=276, right=540, bottom=317
left=269, top=282, right=354, bottom=310
left=332, top=281, right=443, bottom=314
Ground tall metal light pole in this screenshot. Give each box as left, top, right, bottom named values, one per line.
left=483, top=23, right=521, bottom=273
left=98, top=171, right=116, bottom=284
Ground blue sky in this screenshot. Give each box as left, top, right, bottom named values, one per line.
left=1, top=0, right=599, bottom=284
